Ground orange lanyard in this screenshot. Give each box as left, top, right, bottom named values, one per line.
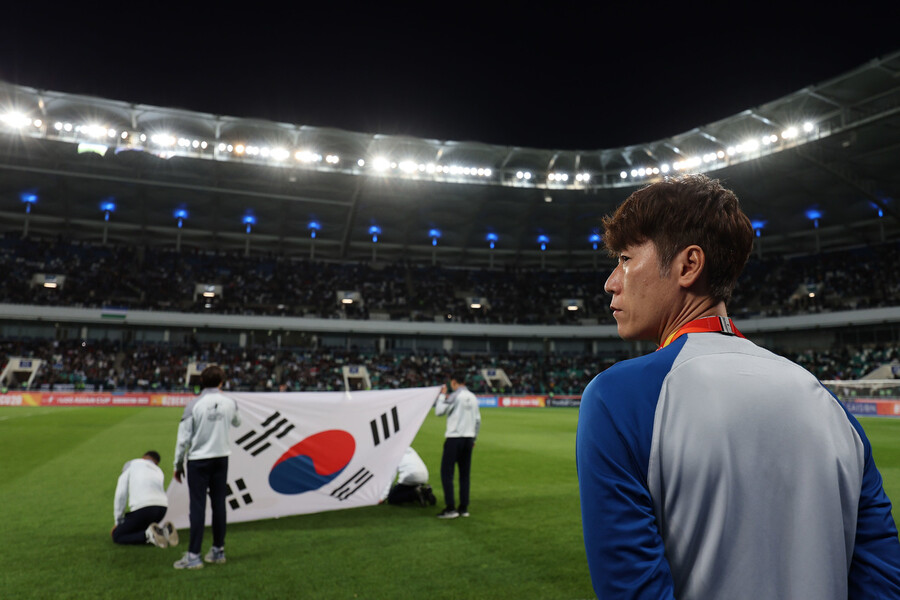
left=658, top=316, right=745, bottom=350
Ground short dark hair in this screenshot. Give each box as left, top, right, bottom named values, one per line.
left=200, top=365, right=225, bottom=389
left=450, top=371, right=466, bottom=385
left=144, top=450, right=161, bottom=464
left=602, top=174, right=754, bottom=304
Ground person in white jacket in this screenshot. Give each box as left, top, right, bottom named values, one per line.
left=172, top=365, right=241, bottom=570
left=381, top=446, right=436, bottom=506
left=111, top=451, right=178, bottom=547
left=434, top=372, right=481, bottom=519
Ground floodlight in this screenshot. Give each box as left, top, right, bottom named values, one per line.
left=1, top=111, right=31, bottom=128
left=470, top=303, right=482, bottom=309
left=357, top=159, right=366, bottom=167
left=372, top=157, right=390, bottom=171
left=620, top=171, right=627, bottom=179
left=803, top=121, right=814, bottom=132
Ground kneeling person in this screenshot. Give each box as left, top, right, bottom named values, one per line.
left=112, top=451, right=178, bottom=548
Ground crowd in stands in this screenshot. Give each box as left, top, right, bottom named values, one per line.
left=3, top=233, right=899, bottom=324
left=1, top=338, right=896, bottom=395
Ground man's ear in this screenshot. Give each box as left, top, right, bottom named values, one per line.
left=675, top=244, right=706, bottom=289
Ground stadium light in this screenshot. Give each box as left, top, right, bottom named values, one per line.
left=806, top=209, right=822, bottom=253
left=751, top=220, right=766, bottom=258
left=537, top=234, right=549, bottom=269
left=100, top=199, right=116, bottom=245
left=369, top=225, right=382, bottom=262
left=243, top=212, right=256, bottom=256
left=173, top=208, right=188, bottom=251
left=20, top=192, right=37, bottom=238
left=308, top=220, right=321, bottom=259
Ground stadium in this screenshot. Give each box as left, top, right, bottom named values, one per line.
left=2, top=38, right=900, bottom=598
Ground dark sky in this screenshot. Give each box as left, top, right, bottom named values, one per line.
left=0, top=5, right=896, bottom=150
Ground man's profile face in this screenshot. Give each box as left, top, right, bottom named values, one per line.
left=604, top=240, right=681, bottom=342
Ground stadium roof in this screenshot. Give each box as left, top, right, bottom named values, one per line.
left=1, top=50, right=899, bottom=268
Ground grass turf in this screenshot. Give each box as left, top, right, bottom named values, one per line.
left=0, top=406, right=590, bottom=600
left=2, top=407, right=899, bottom=600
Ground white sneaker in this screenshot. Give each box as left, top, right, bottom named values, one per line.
left=145, top=523, right=168, bottom=548
left=173, top=552, right=204, bottom=570
left=204, top=546, right=226, bottom=564
left=161, top=521, right=179, bottom=546
left=437, top=508, right=459, bottom=519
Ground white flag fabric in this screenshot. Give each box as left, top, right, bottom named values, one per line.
left=162, top=386, right=440, bottom=528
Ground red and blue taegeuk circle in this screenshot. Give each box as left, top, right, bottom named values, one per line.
left=269, top=430, right=356, bottom=494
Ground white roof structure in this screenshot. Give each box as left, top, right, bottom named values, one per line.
left=1, top=50, right=898, bottom=267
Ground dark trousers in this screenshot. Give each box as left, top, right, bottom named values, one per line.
left=440, top=437, right=475, bottom=512
left=388, top=483, right=420, bottom=505
left=112, top=505, right=167, bottom=545
left=187, top=456, right=228, bottom=555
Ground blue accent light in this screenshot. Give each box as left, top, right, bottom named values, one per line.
left=878, top=209, right=884, bottom=218
left=20, top=192, right=37, bottom=205
left=537, top=234, right=549, bottom=251
left=308, top=220, right=321, bottom=239
left=243, top=213, right=256, bottom=233
left=174, top=208, right=188, bottom=228
left=486, top=233, right=498, bottom=250
left=429, top=229, right=441, bottom=246
left=100, top=201, right=116, bottom=213
left=369, top=225, right=381, bottom=243
left=805, top=209, right=822, bottom=221
left=589, top=232, right=601, bottom=250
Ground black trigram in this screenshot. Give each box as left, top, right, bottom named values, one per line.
left=330, top=467, right=374, bottom=501
left=236, top=411, right=295, bottom=456
left=226, top=478, right=253, bottom=510
left=370, top=406, right=399, bottom=446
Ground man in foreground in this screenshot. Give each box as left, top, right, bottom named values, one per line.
left=435, top=372, right=481, bottom=519
left=111, top=450, right=178, bottom=548
left=172, top=365, right=241, bottom=569
left=576, top=174, right=900, bottom=599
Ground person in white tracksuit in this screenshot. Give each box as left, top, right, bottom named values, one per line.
left=111, top=451, right=177, bottom=547
left=172, top=365, right=240, bottom=569
left=434, top=372, right=480, bottom=519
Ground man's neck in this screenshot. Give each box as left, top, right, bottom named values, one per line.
left=657, top=299, right=728, bottom=348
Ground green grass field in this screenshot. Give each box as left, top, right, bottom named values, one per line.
left=2, top=407, right=899, bottom=600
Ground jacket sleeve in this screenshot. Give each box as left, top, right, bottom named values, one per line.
left=173, top=415, right=193, bottom=471
left=231, top=398, right=241, bottom=427
left=848, top=418, right=900, bottom=598
left=113, top=466, right=130, bottom=525
left=576, top=386, right=676, bottom=599
left=434, top=392, right=454, bottom=416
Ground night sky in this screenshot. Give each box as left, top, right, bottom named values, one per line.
left=0, top=5, right=896, bottom=150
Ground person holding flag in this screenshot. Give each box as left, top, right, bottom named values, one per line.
left=434, top=372, right=481, bottom=519
left=576, top=174, right=900, bottom=599
left=172, top=365, right=241, bottom=570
